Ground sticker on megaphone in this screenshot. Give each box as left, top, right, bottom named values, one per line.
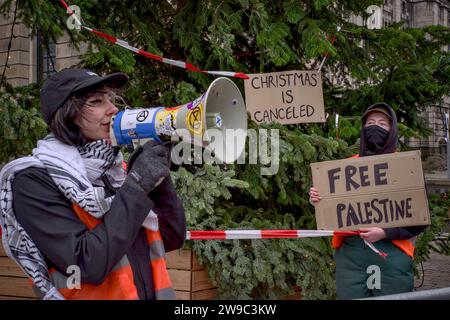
left=110, top=107, right=163, bottom=145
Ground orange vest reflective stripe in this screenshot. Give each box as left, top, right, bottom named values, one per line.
left=330, top=154, right=416, bottom=258
left=144, top=226, right=175, bottom=298
left=48, top=256, right=139, bottom=300
left=44, top=204, right=174, bottom=300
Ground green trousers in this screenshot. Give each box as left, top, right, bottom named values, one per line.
left=334, top=236, right=414, bottom=300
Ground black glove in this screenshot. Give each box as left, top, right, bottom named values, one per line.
left=124, top=140, right=171, bottom=194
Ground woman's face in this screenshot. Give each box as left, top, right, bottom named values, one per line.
left=364, top=111, right=391, bottom=132
left=75, top=88, right=119, bottom=141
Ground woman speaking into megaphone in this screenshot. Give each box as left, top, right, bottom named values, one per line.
left=0, top=68, right=186, bottom=300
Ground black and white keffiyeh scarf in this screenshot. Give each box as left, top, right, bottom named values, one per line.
left=0, top=135, right=130, bottom=299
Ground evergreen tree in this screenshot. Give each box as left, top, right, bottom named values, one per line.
left=2, top=1, right=448, bottom=135
left=1, top=0, right=449, bottom=299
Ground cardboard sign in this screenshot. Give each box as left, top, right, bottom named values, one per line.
left=310, top=151, right=430, bottom=230
left=244, top=70, right=325, bottom=125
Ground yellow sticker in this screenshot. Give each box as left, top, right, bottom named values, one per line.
left=186, top=103, right=203, bottom=136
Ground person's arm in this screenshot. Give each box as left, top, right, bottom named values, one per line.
left=383, top=226, right=428, bottom=240
left=148, top=177, right=186, bottom=252
left=13, top=167, right=152, bottom=285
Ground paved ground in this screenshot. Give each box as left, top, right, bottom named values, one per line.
left=414, top=251, right=450, bottom=291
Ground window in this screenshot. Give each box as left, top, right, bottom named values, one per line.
left=36, top=30, right=56, bottom=83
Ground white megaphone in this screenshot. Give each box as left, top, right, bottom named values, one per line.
left=110, top=77, right=247, bottom=163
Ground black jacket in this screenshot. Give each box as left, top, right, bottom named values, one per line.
left=12, top=167, right=186, bottom=300
left=359, top=102, right=427, bottom=240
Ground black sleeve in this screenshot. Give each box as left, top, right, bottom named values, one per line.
left=148, top=176, right=186, bottom=252
left=12, top=167, right=152, bottom=285
left=383, top=225, right=428, bottom=240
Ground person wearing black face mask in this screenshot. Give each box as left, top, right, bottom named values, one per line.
left=309, top=103, right=427, bottom=299
left=363, top=125, right=390, bottom=155
left=359, top=104, right=397, bottom=156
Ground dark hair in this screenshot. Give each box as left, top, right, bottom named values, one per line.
left=49, top=86, right=107, bottom=146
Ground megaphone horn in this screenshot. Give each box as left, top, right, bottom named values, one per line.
left=110, top=77, right=248, bottom=163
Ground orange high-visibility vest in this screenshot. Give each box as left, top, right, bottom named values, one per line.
left=331, top=154, right=416, bottom=258
left=43, top=204, right=175, bottom=300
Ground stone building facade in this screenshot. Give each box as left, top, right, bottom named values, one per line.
left=356, top=0, right=450, bottom=159
left=391, top=0, right=449, bottom=158
left=0, top=0, right=449, bottom=158
left=0, top=0, right=85, bottom=87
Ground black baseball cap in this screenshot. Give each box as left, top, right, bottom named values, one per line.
left=40, top=68, right=129, bottom=125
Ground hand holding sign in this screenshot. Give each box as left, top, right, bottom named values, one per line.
left=359, top=228, right=387, bottom=243
left=309, top=187, right=321, bottom=204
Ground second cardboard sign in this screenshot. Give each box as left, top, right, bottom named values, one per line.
left=310, top=150, right=430, bottom=231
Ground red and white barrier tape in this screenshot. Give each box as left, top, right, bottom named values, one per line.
left=59, top=1, right=248, bottom=80
left=362, top=240, right=388, bottom=258
left=187, top=230, right=388, bottom=258
left=187, top=229, right=359, bottom=240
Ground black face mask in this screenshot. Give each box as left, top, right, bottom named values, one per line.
left=363, top=125, right=389, bottom=155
